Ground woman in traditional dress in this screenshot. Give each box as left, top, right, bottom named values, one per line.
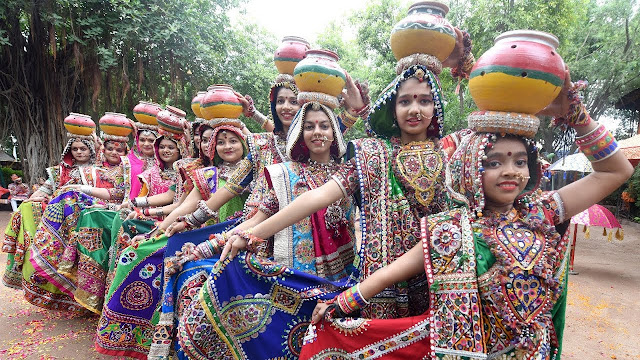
left=51, top=118, right=134, bottom=313
left=218, top=41, right=472, bottom=321
left=303, top=73, right=634, bottom=359
left=160, top=99, right=356, bottom=360
left=95, top=120, right=248, bottom=359
left=2, top=114, right=115, bottom=311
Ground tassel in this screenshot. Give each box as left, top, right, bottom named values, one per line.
left=584, top=226, right=590, bottom=239
left=615, top=228, right=624, bottom=241
left=607, top=230, right=612, bottom=242
left=603, top=227, right=608, bottom=237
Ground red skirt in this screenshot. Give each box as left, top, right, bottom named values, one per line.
left=300, top=313, right=431, bottom=359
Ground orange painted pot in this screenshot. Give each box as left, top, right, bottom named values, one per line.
left=274, top=36, right=310, bottom=75
left=390, top=1, right=457, bottom=62
left=133, top=101, right=162, bottom=125
left=191, top=91, right=206, bottom=118
left=99, top=112, right=133, bottom=137
left=157, top=106, right=186, bottom=135
left=469, top=30, right=566, bottom=114
left=293, top=49, right=346, bottom=97
left=64, top=113, right=95, bottom=136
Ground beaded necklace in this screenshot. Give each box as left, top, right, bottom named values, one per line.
left=474, top=207, right=565, bottom=358
left=390, top=137, right=446, bottom=218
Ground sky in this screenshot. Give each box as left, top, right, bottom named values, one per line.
left=229, top=0, right=372, bottom=44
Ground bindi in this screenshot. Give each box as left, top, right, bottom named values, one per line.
left=413, top=95, right=418, bottom=99
left=507, top=151, right=512, bottom=156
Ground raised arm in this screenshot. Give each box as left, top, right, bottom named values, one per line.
left=311, top=241, right=425, bottom=323
left=540, top=70, right=634, bottom=218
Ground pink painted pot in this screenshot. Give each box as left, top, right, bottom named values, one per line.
left=200, top=84, right=243, bottom=120
left=157, top=105, right=186, bottom=135
left=64, top=113, right=95, bottom=136
left=99, top=112, right=133, bottom=137
left=469, top=30, right=566, bottom=114
left=274, top=36, right=310, bottom=75
left=132, top=101, right=162, bottom=125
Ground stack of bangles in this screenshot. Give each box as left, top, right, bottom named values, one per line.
left=131, top=196, right=149, bottom=208
left=193, top=233, right=228, bottom=259
left=325, top=284, right=369, bottom=320
left=341, top=104, right=371, bottom=128
left=576, top=122, right=619, bottom=162
left=142, top=208, right=163, bottom=217
left=244, top=94, right=270, bottom=129
left=183, top=200, right=218, bottom=229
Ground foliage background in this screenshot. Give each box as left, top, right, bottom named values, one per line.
left=0, top=0, right=638, bottom=181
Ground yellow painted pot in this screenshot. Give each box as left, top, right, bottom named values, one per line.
left=64, top=113, right=95, bottom=136
left=293, top=49, right=346, bottom=97
left=200, top=84, right=243, bottom=120
left=274, top=36, right=310, bottom=75
left=469, top=30, right=566, bottom=114
left=390, top=1, right=457, bottom=62
left=191, top=91, right=206, bottom=118
left=99, top=112, right=133, bottom=137
left=133, top=101, right=162, bottom=125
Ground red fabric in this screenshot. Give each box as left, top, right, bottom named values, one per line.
left=300, top=314, right=431, bottom=359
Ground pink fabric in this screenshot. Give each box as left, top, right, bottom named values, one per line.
left=127, top=151, right=145, bottom=200
left=310, top=208, right=352, bottom=267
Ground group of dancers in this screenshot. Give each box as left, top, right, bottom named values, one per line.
left=1, top=20, right=633, bottom=360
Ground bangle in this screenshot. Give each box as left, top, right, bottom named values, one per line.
left=185, top=200, right=218, bottom=229
left=335, top=284, right=369, bottom=315
left=577, top=123, right=618, bottom=162
left=355, top=103, right=371, bottom=119
left=134, top=196, right=149, bottom=208
left=340, top=110, right=359, bottom=128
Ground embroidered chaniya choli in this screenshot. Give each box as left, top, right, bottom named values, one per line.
left=96, top=124, right=246, bottom=359
left=164, top=102, right=356, bottom=360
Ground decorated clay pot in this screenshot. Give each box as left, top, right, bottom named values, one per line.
left=200, top=84, right=243, bottom=120
left=469, top=30, right=566, bottom=114
left=99, top=112, right=133, bottom=137
left=157, top=105, right=186, bottom=134
left=390, top=1, right=457, bottom=62
left=64, top=113, right=95, bottom=136
left=293, top=49, right=346, bottom=97
left=132, top=101, right=162, bottom=125
left=274, top=36, right=310, bottom=75
left=191, top=91, right=206, bottom=118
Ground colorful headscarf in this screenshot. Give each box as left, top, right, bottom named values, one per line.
left=269, top=74, right=299, bottom=134
left=445, top=131, right=541, bottom=215
left=154, top=130, right=189, bottom=170
left=367, top=63, right=444, bottom=139
left=286, top=102, right=347, bottom=162
left=204, top=119, right=248, bottom=166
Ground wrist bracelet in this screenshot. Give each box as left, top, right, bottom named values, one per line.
left=577, top=123, right=618, bottom=162
left=335, top=284, right=369, bottom=315
left=134, top=196, right=149, bottom=208
left=341, top=110, right=359, bottom=128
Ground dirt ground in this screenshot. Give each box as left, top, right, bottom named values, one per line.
left=0, top=207, right=638, bottom=359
